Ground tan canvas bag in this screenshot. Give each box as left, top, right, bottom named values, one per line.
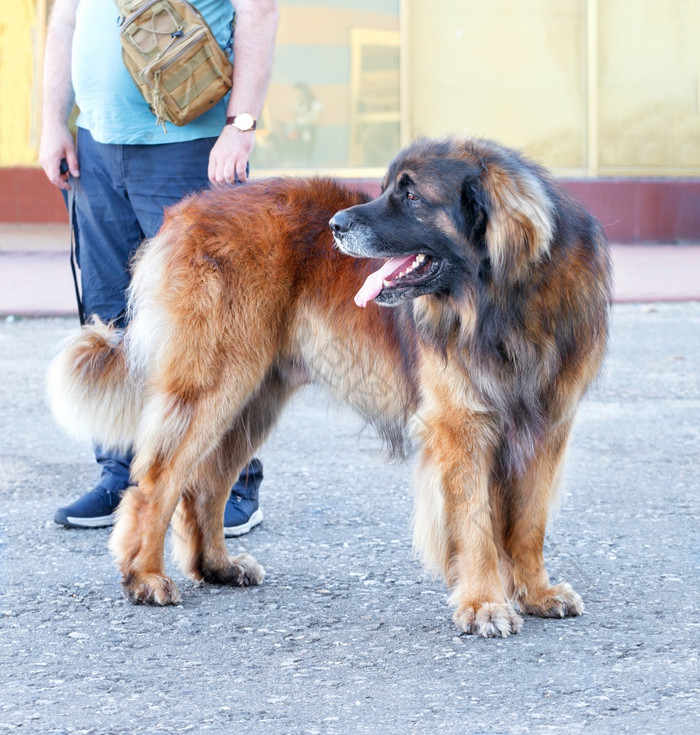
left=115, top=0, right=233, bottom=127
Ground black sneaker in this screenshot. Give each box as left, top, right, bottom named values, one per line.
left=224, top=458, right=264, bottom=537
left=54, top=485, right=126, bottom=528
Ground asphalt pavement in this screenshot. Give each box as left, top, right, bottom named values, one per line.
left=0, top=227, right=699, bottom=733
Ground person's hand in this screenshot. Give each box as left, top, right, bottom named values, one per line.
left=208, top=126, right=255, bottom=185
left=39, top=123, right=79, bottom=191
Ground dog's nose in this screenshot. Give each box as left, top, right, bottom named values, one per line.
left=329, top=210, right=352, bottom=234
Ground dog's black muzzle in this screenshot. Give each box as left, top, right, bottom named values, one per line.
left=329, top=209, right=353, bottom=236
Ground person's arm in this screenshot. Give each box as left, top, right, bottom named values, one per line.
left=208, top=0, right=279, bottom=185
left=38, top=0, right=80, bottom=191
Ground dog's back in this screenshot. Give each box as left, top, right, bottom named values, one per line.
left=49, top=179, right=415, bottom=468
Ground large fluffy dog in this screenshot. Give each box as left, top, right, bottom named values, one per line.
left=48, top=137, right=611, bottom=637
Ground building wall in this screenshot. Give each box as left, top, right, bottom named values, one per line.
left=410, top=0, right=588, bottom=171
left=410, top=0, right=700, bottom=177
left=0, top=0, right=43, bottom=166
left=1, top=0, right=698, bottom=239
left=597, top=0, right=700, bottom=175
left=5, top=0, right=699, bottom=175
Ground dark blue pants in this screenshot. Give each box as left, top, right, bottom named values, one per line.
left=72, top=128, right=243, bottom=493
left=74, top=128, right=217, bottom=322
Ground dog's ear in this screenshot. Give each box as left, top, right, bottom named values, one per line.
left=460, top=175, right=490, bottom=251
left=476, top=161, right=555, bottom=282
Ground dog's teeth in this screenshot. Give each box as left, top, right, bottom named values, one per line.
left=386, top=257, right=426, bottom=287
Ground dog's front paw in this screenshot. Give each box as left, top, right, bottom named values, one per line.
left=122, top=573, right=181, bottom=606
left=517, top=582, right=583, bottom=618
left=453, top=601, right=523, bottom=638
left=200, top=553, right=265, bottom=587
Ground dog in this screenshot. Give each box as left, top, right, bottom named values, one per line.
left=48, top=136, right=611, bottom=637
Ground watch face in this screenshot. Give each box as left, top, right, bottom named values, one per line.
left=234, top=113, right=255, bottom=131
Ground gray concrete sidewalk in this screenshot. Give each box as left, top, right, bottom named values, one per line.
left=0, top=304, right=699, bottom=733
left=1, top=224, right=700, bottom=317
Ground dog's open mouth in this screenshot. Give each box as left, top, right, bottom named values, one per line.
left=355, top=253, right=440, bottom=307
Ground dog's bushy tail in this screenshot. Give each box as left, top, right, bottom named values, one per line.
left=47, top=317, right=142, bottom=452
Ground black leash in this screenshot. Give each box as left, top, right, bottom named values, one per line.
left=61, top=158, right=86, bottom=326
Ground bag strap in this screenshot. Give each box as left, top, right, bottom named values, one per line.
left=114, top=0, right=130, bottom=19
left=114, top=0, right=146, bottom=18
left=114, top=0, right=210, bottom=23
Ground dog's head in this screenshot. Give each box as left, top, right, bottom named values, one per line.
left=330, top=137, right=556, bottom=308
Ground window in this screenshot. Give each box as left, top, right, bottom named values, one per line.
left=250, top=0, right=402, bottom=175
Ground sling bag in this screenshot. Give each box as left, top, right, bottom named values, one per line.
left=115, top=0, right=233, bottom=128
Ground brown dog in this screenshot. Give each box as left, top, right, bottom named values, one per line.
left=48, top=137, right=611, bottom=637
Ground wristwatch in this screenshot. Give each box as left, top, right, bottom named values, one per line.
left=226, top=113, right=257, bottom=132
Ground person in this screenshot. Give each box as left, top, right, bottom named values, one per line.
left=39, top=0, right=279, bottom=535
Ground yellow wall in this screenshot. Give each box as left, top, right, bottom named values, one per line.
left=410, top=0, right=587, bottom=169
left=0, top=0, right=43, bottom=166
left=597, top=0, right=700, bottom=174
left=409, top=0, right=700, bottom=176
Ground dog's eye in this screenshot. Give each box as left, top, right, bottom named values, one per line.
left=407, top=192, right=419, bottom=202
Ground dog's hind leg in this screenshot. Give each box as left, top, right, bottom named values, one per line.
left=108, top=392, right=232, bottom=605
left=171, top=372, right=295, bottom=586
left=506, top=420, right=583, bottom=619
left=109, top=360, right=280, bottom=605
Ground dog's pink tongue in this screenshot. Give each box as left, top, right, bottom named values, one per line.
left=354, top=255, right=417, bottom=308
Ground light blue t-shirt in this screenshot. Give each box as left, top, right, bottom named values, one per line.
left=72, top=0, right=234, bottom=144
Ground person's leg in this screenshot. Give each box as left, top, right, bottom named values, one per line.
left=123, top=136, right=215, bottom=237
left=73, top=130, right=145, bottom=324
left=123, top=138, right=263, bottom=536
left=54, top=129, right=142, bottom=528
left=224, top=458, right=264, bottom=537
